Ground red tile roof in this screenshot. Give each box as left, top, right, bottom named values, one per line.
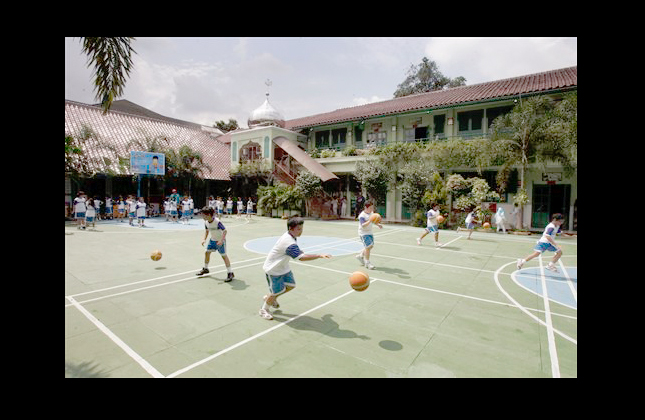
left=65, top=100, right=230, bottom=180
left=285, top=66, right=577, bottom=130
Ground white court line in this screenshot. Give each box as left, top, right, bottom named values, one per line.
left=497, top=261, right=576, bottom=346
left=65, top=255, right=267, bottom=302
left=558, top=260, right=577, bottom=303
left=166, top=288, right=356, bottom=378
left=67, top=295, right=165, bottom=378
left=67, top=227, right=575, bottom=377
left=538, top=255, right=560, bottom=378
left=66, top=261, right=265, bottom=306
left=168, top=258, right=577, bottom=377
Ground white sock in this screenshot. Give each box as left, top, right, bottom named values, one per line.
left=227, top=266, right=233, bottom=273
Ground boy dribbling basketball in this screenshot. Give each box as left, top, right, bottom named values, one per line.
left=356, top=201, right=382, bottom=270
left=197, top=207, right=234, bottom=281
left=417, top=203, right=443, bottom=247
left=516, top=213, right=564, bottom=273
left=259, top=216, right=331, bottom=320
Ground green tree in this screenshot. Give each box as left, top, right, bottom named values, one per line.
left=393, top=57, right=466, bottom=98
left=80, top=37, right=137, bottom=113
left=489, top=93, right=577, bottom=228
left=354, top=158, right=389, bottom=205
left=165, top=145, right=212, bottom=195
left=214, top=119, right=239, bottom=133
left=446, top=174, right=499, bottom=222
left=295, top=170, right=323, bottom=216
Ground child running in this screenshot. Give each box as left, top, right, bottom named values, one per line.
left=457, top=207, right=477, bottom=240
left=417, top=203, right=443, bottom=247
left=355, top=201, right=382, bottom=270
left=259, top=216, right=331, bottom=320
left=196, top=207, right=235, bottom=281
left=516, top=213, right=564, bottom=273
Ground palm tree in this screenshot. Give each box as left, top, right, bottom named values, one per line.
left=80, top=37, right=136, bottom=113
left=165, top=145, right=212, bottom=196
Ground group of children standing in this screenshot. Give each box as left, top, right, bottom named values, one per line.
left=72, top=189, right=256, bottom=230
left=207, top=196, right=255, bottom=220
left=72, top=192, right=149, bottom=229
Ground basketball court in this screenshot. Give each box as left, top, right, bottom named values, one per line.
left=65, top=216, right=577, bottom=378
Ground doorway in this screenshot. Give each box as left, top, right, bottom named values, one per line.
left=531, top=184, right=571, bottom=229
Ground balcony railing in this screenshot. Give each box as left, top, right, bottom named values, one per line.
left=310, top=131, right=509, bottom=154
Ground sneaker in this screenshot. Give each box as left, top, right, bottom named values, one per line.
left=226, top=272, right=234, bottom=282
left=435, top=242, right=444, bottom=247
left=516, top=259, right=524, bottom=270
left=263, top=295, right=279, bottom=309
left=355, top=254, right=365, bottom=266
left=365, top=262, right=375, bottom=270
left=416, top=238, right=422, bottom=245
left=196, top=268, right=210, bottom=276
left=259, top=308, right=273, bottom=320
left=545, top=263, right=559, bottom=273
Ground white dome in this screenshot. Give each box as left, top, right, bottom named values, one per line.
left=248, top=93, right=285, bottom=128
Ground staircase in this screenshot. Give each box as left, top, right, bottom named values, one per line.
left=273, top=160, right=297, bottom=185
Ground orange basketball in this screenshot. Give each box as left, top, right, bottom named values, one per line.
left=151, top=250, right=162, bottom=261
left=483, top=222, right=491, bottom=229
left=437, top=214, right=445, bottom=223
left=349, top=271, right=370, bottom=292
left=369, top=213, right=381, bottom=223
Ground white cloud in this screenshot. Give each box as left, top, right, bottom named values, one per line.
left=425, top=37, right=577, bottom=84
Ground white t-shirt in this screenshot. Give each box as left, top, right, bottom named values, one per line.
left=204, top=217, right=226, bottom=242
left=263, top=231, right=304, bottom=276
left=465, top=211, right=475, bottom=224
left=73, top=197, right=86, bottom=213
left=86, top=203, right=95, bottom=217
left=426, top=209, right=440, bottom=227
left=136, top=201, right=146, bottom=217
left=357, top=211, right=373, bottom=236
left=537, top=222, right=560, bottom=244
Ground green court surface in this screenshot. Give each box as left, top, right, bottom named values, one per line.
left=65, top=216, right=577, bottom=378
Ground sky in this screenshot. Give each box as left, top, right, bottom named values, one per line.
left=65, top=37, right=577, bottom=129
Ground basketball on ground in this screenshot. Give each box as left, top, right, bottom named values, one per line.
left=483, top=222, right=491, bottom=229
left=349, top=271, right=370, bottom=291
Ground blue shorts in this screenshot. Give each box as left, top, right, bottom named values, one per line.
left=425, top=225, right=438, bottom=233
left=465, top=222, right=475, bottom=230
left=265, top=271, right=296, bottom=295
left=206, top=239, right=226, bottom=255
left=360, top=234, right=374, bottom=248
left=170, top=210, right=178, bottom=216
left=75, top=212, right=86, bottom=219
left=533, top=242, right=559, bottom=253
left=85, top=216, right=94, bottom=223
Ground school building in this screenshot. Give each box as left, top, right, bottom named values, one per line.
left=65, top=65, right=577, bottom=231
